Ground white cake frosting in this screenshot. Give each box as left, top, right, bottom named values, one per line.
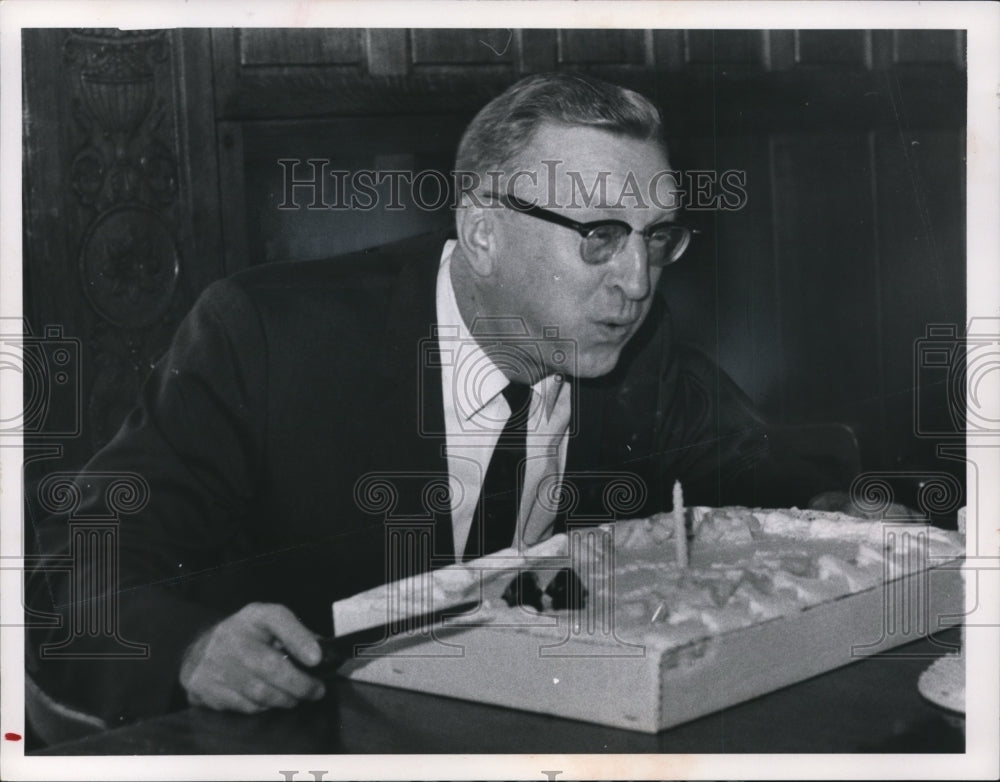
left=335, top=506, right=966, bottom=733
left=335, top=506, right=965, bottom=651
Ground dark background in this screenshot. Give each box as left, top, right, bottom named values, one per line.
left=21, top=28, right=967, bottom=504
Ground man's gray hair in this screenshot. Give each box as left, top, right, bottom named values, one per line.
left=455, top=72, right=665, bottom=180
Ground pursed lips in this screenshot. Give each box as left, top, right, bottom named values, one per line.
left=599, top=308, right=643, bottom=326
left=593, top=316, right=640, bottom=342
left=601, top=317, right=639, bottom=327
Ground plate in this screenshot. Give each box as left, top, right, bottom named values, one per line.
left=918, top=652, right=965, bottom=714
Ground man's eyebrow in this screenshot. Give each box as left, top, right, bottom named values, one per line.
left=566, top=201, right=677, bottom=221
left=648, top=211, right=682, bottom=228
left=570, top=210, right=679, bottom=234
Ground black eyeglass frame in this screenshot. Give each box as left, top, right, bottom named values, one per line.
left=483, top=190, right=697, bottom=267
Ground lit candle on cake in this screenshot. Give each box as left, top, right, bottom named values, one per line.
left=673, top=480, right=688, bottom=568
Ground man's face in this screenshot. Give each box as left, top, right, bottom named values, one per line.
left=484, top=123, right=676, bottom=379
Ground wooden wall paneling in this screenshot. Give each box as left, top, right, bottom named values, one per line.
left=20, top=29, right=67, bottom=555
left=216, top=120, right=251, bottom=273
left=214, top=27, right=395, bottom=119
left=869, top=30, right=895, bottom=71
left=174, top=29, right=227, bottom=311
left=868, top=37, right=966, bottom=470
left=661, top=134, right=783, bottom=415
left=654, top=141, right=724, bottom=387
left=214, top=27, right=512, bottom=119
left=711, top=136, right=784, bottom=414
left=410, top=28, right=516, bottom=65
left=21, top=30, right=69, bottom=337
left=871, top=29, right=964, bottom=70
left=769, top=133, right=885, bottom=465
left=21, top=30, right=81, bottom=474
left=22, top=29, right=218, bottom=478
left=794, top=30, right=872, bottom=68
left=517, top=30, right=558, bottom=72
left=72, top=29, right=203, bottom=451
left=651, top=29, right=685, bottom=71
left=239, top=28, right=363, bottom=66
left=684, top=30, right=765, bottom=67
left=365, top=29, right=409, bottom=77
left=235, top=115, right=466, bottom=265
left=210, top=28, right=241, bottom=116
left=657, top=70, right=962, bottom=143
left=210, top=28, right=964, bottom=126
left=892, top=30, right=964, bottom=66
left=764, top=134, right=788, bottom=419
left=557, top=29, right=650, bottom=65
left=871, top=128, right=966, bottom=473
left=766, top=30, right=797, bottom=71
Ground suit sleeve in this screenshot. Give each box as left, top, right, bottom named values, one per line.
left=656, top=345, right=847, bottom=508
left=26, top=278, right=268, bottom=726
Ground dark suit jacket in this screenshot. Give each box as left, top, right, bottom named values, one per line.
left=27, top=232, right=839, bottom=726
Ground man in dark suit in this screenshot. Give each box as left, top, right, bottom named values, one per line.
left=27, top=73, right=839, bottom=727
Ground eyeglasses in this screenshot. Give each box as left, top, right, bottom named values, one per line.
left=483, top=191, right=695, bottom=267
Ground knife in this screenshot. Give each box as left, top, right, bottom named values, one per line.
left=292, top=599, right=481, bottom=678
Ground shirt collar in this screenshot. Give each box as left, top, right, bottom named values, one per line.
left=437, top=240, right=567, bottom=421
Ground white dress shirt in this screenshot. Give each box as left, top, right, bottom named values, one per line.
left=435, top=240, right=572, bottom=559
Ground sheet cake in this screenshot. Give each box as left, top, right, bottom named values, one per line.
left=335, top=507, right=965, bottom=732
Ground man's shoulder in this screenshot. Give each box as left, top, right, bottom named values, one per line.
left=186, top=232, right=446, bottom=351
left=225, top=231, right=446, bottom=302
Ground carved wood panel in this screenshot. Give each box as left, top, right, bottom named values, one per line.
left=22, top=29, right=223, bottom=474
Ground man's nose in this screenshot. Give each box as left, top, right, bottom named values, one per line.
left=608, top=233, right=651, bottom=300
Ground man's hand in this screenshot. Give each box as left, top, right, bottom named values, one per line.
left=179, top=602, right=326, bottom=713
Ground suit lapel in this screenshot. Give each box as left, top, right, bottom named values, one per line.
left=361, top=243, right=456, bottom=564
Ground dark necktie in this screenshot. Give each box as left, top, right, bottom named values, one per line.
left=464, top=382, right=532, bottom=560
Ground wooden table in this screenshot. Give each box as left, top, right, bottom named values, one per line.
left=35, top=629, right=963, bottom=755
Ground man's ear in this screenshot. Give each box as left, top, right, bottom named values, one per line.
left=455, top=199, right=496, bottom=277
